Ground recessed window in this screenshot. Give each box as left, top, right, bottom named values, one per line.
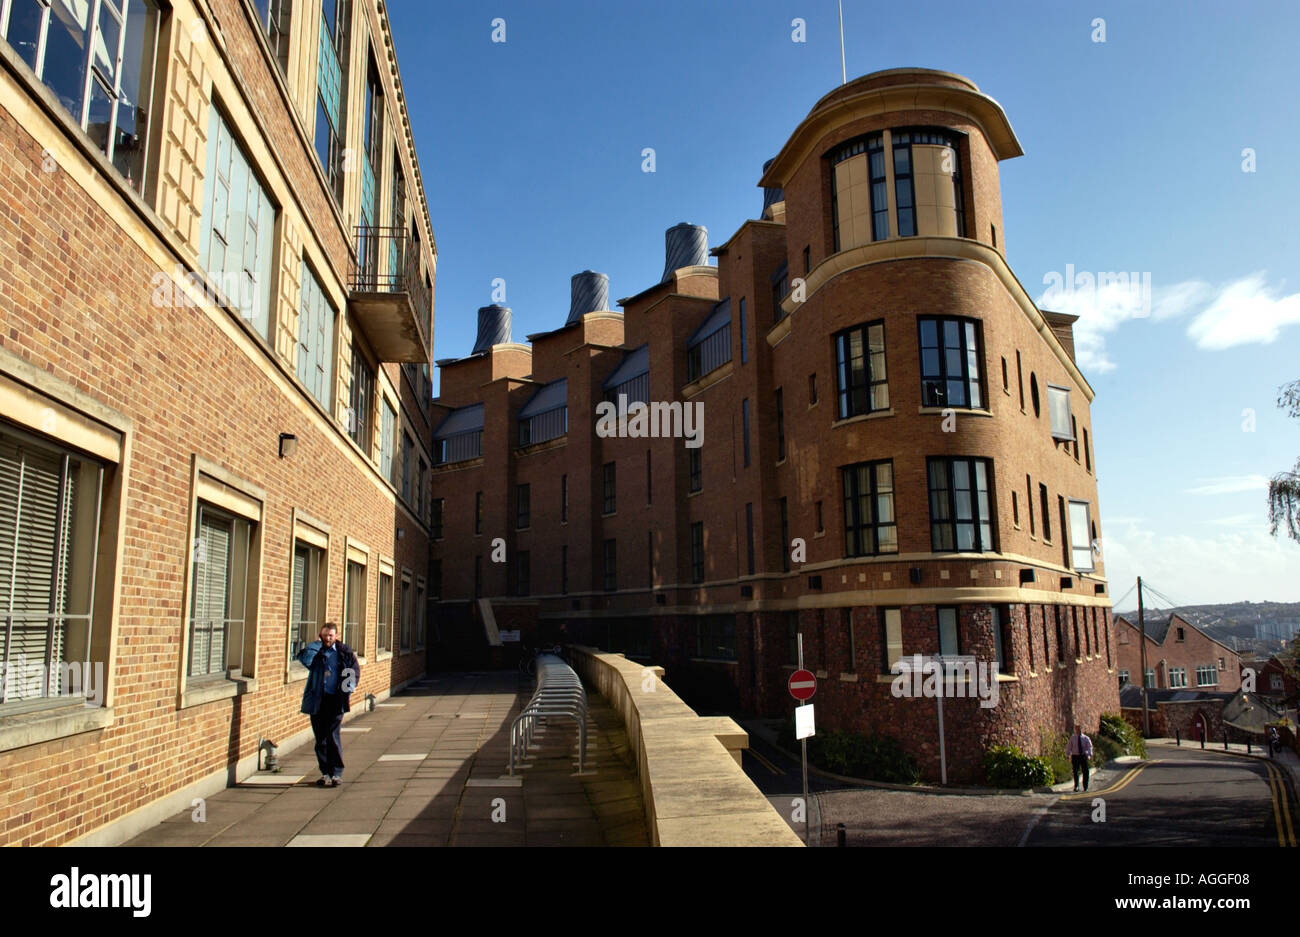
left=891, top=128, right=966, bottom=238
left=254, top=0, right=292, bottom=73
left=775, top=387, right=786, bottom=461
left=739, top=298, right=748, bottom=364
left=314, top=0, right=351, bottom=203
left=474, top=491, right=483, bottom=534
left=879, top=608, right=903, bottom=673
left=918, top=317, right=982, bottom=409
left=745, top=504, right=755, bottom=576
left=602, top=462, right=616, bottom=514
left=1030, top=374, right=1041, bottom=417
left=379, top=399, right=396, bottom=482
left=686, top=301, right=732, bottom=382
left=297, top=260, right=337, bottom=410
left=1039, top=484, right=1051, bottom=542
left=377, top=569, right=393, bottom=653
left=690, top=522, right=705, bottom=584
left=0, top=428, right=105, bottom=704
left=1012, top=490, right=1020, bottom=528
left=696, top=615, right=736, bottom=661
left=1016, top=352, right=1024, bottom=411
left=398, top=573, right=411, bottom=652
left=1083, top=427, right=1092, bottom=473
left=515, top=483, right=530, bottom=529
left=602, top=538, right=617, bottom=591
left=201, top=106, right=278, bottom=338
left=348, top=347, right=375, bottom=452
left=1001, top=357, right=1009, bottom=394
left=1068, top=500, right=1094, bottom=571
left=688, top=447, right=701, bottom=493
left=842, top=460, right=898, bottom=557
left=515, top=551, right=530, bottom=597
left=4, top=0, right=163, bottom=195
left=808, top=373, right=818, bottom=406
left=560, top=474, right=568, bottom=523
left=779, top=497, right=790, bottom=572
left=927, top=457, right=994, bottom=552
left=742, top=398, right=751, bottom=468
left=937, top=607, right=961, bottom=657
left=834, top=321, right=888, bottom=419
left=343, top=559, right=365, bottom=653
left=290, top=540, right=325, bottom=659
left=431, top=498, right=443, bottom=540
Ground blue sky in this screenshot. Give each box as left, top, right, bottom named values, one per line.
left=386, top=0, right=1300, bottom=606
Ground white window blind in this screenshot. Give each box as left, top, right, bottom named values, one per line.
left=189, top=508, right=231, bottom=676
left=0, top=429, right=102, bottom=703
left=1047, top=385, right=1074, bottom=441
left=1068, top=500, right=1094, bottom=571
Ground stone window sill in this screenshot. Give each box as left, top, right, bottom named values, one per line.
left=181, top=673, right=259, bottom=710
left=831, top=409, right=894, bottom=429
left=376, top=651, right=393, bottom=662
left=839, top=673, right=859, bottom=683
left=0, top=698, right=114, bottom=753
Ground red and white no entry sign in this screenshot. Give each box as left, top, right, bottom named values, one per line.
left=788, top=669, right=816, bottom=701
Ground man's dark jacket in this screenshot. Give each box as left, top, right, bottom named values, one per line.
left=297, top=640, right=360, bottom=715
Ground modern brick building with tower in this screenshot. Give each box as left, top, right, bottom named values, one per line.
left=430, top=68, right=1119, bottom=782
left=0, top=0, right=436, bottom=843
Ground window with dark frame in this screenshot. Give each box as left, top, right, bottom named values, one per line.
left=742, top=399, right=751, bottom=467
left=834, top=321, right=888, bottom=419
left=776, top=388, right=786, bottom=461
left=803, top=245, right=811, bottom=274
left=560, top=474, right=568, bottom=523
left=561, top=545, right=568, bottom=594
left=602, top=461, right=616, bottom=514
left=779, top=497, right=790, bottom=572
left=739, top=298, right=748, bottom=363
left=602, top=538, right=617, bottom=592
left=515, top=550, right=530, bottom=597
left=688, top=447, right=702, bottom=493
left=918, top=317, right=983, bottom=409
left=927, top=457, right=994, bottom=552
left=516, top=483, right=530, bottom=529
left=690, top=522, right=705, bottom=584
left=314, top=0, right=351, bottom=204
left=474, top=491, right=483, bottom=535
left=841, top=460, right=898, bottom=557
left=745, top=503, right=755, bottom=576
left=1040, top=484, right=1051, bottom=541
left=829, top=133, right=887, bottom=250
left=348, top=347, right=375, bottom=452
left=376, top=570, right=393, bottom=652
left=431, top=498, right=443, bottom=540
left=891, top=128, right=966, bottom=237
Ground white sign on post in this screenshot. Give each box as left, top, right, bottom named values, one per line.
left=795, top=703, right=815, bottom=740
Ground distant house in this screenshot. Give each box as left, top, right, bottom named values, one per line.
left=1115, top=613, right=1242, bottom=692
left=1255, top=655, right=1300, bottom=704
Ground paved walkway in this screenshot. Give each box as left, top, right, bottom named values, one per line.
left=125, top=672, right=649, bottom=847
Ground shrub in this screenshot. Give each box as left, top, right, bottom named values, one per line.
left=1099, top=712, right=1147, bottom=758
left=777, top=725, right=920, bottom=784
left=983, top=744, right=1053, bottom=789
left=1039, top=729, right=1072, bottom=784
left=1092, top=734, right=1123, bottom=767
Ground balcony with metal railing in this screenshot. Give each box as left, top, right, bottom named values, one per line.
left=348, top=226, right=432, bottom=363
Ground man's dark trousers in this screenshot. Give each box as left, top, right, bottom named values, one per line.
left=311, top=691, right=346, bottom=778
left=1071, top=754, right=1090, bottom=791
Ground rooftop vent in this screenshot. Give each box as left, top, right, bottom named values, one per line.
left=661, top=223, right=708, bottom=283
left=472, top=304, right=512, bottom=354
left=762, top=158, right=784, bottom=215
left=566, top=270, right=610, bottom=326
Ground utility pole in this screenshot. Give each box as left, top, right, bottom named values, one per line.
left=1138, top=576, right=1150, bottom=737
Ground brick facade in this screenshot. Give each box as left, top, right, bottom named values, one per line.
left=0, top=0, right=435, bottom=844
left=1115, top=613, right=1242, bottom=692
left=430, top=69, right=1119, bottom=783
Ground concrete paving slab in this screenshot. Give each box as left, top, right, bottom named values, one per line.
left=286, top=834, right=372, bottom=847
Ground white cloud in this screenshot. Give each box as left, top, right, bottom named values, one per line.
left=1183, top=474, right=1269, bottom=496
left=1102, top=518, right=1300, bottom=605
left=1207, top=513, right=1264, bottom=527
left=1036, top=271, right=1299, bottom=373
left=1185, top=272, right=1300, bottom=350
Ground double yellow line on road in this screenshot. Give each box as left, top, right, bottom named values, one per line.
left=1059, top=760, right=1157, bottom=801
left=748, top=748, right=785, bottom=776
left=1264, top=761, right=1296, bottom=847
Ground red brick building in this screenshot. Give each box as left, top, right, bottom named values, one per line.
left=430, top=68, right=1119, bottom=782
left=1115, top=613, right=1242, bottom=692
left=0, top=0, right=436, bottom=844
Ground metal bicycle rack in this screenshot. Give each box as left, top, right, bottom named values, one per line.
left=509, top=653, right=588, bottom=775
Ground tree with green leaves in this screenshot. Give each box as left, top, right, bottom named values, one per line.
left=1267, top=380, right=1300, bottom=542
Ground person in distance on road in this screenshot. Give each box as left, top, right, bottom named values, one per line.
left=297, top=623, right=360, bottom=787
left=1067, top=723, right=1094, bottom=792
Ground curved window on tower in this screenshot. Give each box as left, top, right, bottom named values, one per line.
left=891, top=128, right=966, bottom=239
left=830, top=134, right=887, bottom=251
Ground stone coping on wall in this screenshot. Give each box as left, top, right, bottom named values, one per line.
left=568, top=645, right=802, bottom=847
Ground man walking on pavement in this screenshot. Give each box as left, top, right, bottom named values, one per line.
left=298, top=623, right=360, bottom=786
left=1067, top=723, right=1094, bottom=792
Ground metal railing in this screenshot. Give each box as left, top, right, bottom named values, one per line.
left=349, top=225, right=431, bottom=348
left=509, top=652, right=588, bottom=775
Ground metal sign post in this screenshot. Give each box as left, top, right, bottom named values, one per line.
left=798, top=633, right=809, bottom=845
left=934, top=655, right=947, bottom=786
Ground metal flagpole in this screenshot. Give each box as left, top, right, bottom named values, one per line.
left=838, top=0, right=847, bottom=84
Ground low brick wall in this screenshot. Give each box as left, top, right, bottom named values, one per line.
left=568, top=645, right=802, bottom=847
